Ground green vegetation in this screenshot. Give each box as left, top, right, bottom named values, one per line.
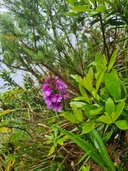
left=0, top=0, right=128, bottom=170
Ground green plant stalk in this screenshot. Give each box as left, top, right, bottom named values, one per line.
left=60, top=128, right=110, bottom=170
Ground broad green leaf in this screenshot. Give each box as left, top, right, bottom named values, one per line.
left=73, top=96, right=91, bottom=104
left=78, top=84, right=90, bottom=103
left=74, top=109, right=84, bottom=122
left=88, top=11, right=99, bottom=16
left=67, top=0, right=75, bottom=5
left=115, top=120, right=128, bottom=130
left=82, top=121, right=95, bottom=134
left=112, top=101, right=125, bottom=121
left=96, top=5, right=106, bottom=12
left=70, top=101, right=86, bottom=108
left=0, top=109, right=15, bottom=117
left=90, top=106, right=103, bottom=115
left=105, top=98, right=115, bottom=115
left=65, top=12, right=78, bottom=16
left=105, top=73, right=121, bottom=100
left=111, top=112, right=117, bottom=122
left=95, top=53, right=103, bottom=72
left=109, top=69, right=118, bottom=80
left=83, top=74, right=93, bottom=93
left=71, top=74, right=82, bottom=83
left=62, top=112, right=79, bottom=123
left=96, top=67, right=107, bottom=92
left=84, top=0, right=91, bottom=5
left=99, top=112, right=112, bottom=124
left=72, top=6, right=91, bottom=12
left=108, top=49, right=118, bottom=72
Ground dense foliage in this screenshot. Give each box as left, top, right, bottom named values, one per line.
left=0, top=0, right=128, bottom=170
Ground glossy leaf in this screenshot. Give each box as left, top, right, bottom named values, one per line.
left=115, top=120, right=128, bottom=130
left=74, top=109, right=84, bottom=122
left=108, top=49, right=118, bottom=72
left=82, top=121, right=95, bottom=134
left=71, top=74, right=82, bottom=83
left=72, top=6, right=91, bottom=12
left=105, top=73, right=121, bottom=100
left=99, top=112, right=112, bottom=124
left=62, top=112, right=79, bottom=123
left=96, top=67, right=107, bottom=92
left=105, top=98, right=115, bottom=115
left=96, top=5, right=106, bottom=12
left=65, top=12, right=78, bottom=16
left=112, top=101, right=125, bottom=121
left=90, top=106, right=103, bottom=115
left=67, top=0, right=75, bottom=5
left=78, top=84, right=90, bottom=103
left=70, top=101, right=86, bottom=108
left=83, top=74, right=93, bottom=93
left=73, top=96, right=91, bottom=104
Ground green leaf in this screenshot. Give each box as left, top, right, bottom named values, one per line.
left=108, top=49, right=118, bottom=72
left=96, top=67, right=107, bottom=92
left=59, top=128, right=107, bottom=169
left=73, top=96, right=91, bottom=103
left=99, top=112, right=112, bottom=124
left=72, top=6, right=91, bottom=12
left=112, top=101, right=125, bottom=121
left=90, top=106, right=103, bottom=115
left=105, top=72, right=121, bottom=100
left=74, top=108, right=84, bottom=122
left=70, top=101, right=86, bottom=108
left=65, top=12, right=78, bottom=16
left=103, top=128, right=114, bottom=143
left=96, top=5, right=106, bottom=12
left=81, top=165, right=90, bottom=171
left=87, top=129, right=115, bottom=171
left=0, top=109, right=15, bottom=117
left=71, top=74, right=82, bottom=83
left=88, top=11, right=99, bottom=17
left=115, top=120, right=128, bottom=130
left=77, top=151, right=92, bottom=165
left=78, top=84, right=90, bottom=103
left=82, top=121, right=95, bottom=134
left=47, top=145, right=55, bottom=156
left=57, top=135, right=68, bottom=145
left=84, top=0, right=91, bottom=5
left=105, top=98, right=115, bottom=115
left=67, top=0, right=75, bottom=5
left=82, top=74, right=93, bottom=93
left=62, top=112, right=79, bottom=123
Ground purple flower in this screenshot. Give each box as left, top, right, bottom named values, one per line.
left=55, top=80, right=67, bottom=90
left=42, top=84, right=52, bottom=97
left=52, top=94, right=62, bottom=103
left=42, top=76, right=68, bottom=112
left=50, top=103, right=62, bottom=112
